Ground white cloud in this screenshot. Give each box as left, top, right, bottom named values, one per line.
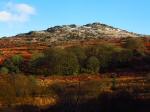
left=0, top=11, right=12, bottom=22
left=0, top=2, right=35, bottom=23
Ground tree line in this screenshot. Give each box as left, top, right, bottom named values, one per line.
left=0, top=37, right=149, bottom=76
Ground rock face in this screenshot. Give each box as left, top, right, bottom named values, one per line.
left=11, top=22, right=142, bottom=44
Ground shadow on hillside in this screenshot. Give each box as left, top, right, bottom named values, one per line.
left=41, top=90, right=150, bottom=112
left=1, top=90, right=149, bottom=112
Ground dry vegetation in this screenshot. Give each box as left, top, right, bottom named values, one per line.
left=0, top=23, right=150, bottom=111
left=0, top=74, right=149, bottom=112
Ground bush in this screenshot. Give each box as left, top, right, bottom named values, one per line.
left=30, top=52, right=45, bottom=61
left=123, top=37, right=145, bottom=55
left=86, top=56, right=100, bottom=74
left=0, top=74, right=40, bottom=106
left=49, top=50, right=79, bottom=75
left=3, top=59, right=20, bottom=74
left=29, top=52, right=47, bottom=75
left=67, top=46, right=87, bottom=72
left=11, top=55, right=24, bottom=66
left=0, top=67, right=9, bottom=74
left=2, top=55, right=24, bottom=74
left=30, top=48, right=80, bottom=75
left=86, top=44, right=116, bottom=70
left=111, top=48, right=133, bottom=68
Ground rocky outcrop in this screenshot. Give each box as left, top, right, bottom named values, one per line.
left=9, top=22, right=142, bottom=44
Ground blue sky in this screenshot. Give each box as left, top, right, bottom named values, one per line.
left=0, top=0, right=150, bottom=37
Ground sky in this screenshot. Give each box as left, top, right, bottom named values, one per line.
left=0, top=0, right=150, bottom=37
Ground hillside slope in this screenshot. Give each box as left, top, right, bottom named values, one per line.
left=0, top=22, right=149, bottom=64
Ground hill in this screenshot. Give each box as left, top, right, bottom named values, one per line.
left=3, top=22, right=143, bottom=43
left=0, top=22, right=149, bottom=64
